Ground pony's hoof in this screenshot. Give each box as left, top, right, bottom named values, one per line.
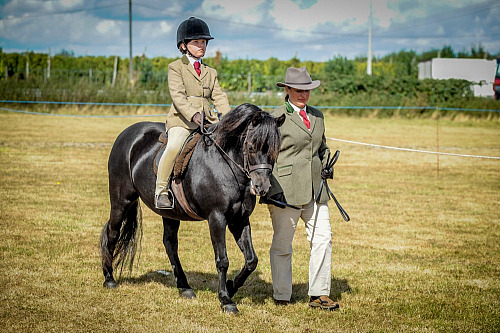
left=221, top=303, right=239, bottom=315
left=179, top=288, right=196, bottom=299
left=103, top=280, right=118, bottom=289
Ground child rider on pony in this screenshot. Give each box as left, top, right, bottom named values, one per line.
left=155, top=17, right=231, bottom=209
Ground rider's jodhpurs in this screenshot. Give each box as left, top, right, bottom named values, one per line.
left=155, top=126, right=192, bottom=196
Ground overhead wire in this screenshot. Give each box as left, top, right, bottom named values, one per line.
left=0, top=2, right=126, bottom=21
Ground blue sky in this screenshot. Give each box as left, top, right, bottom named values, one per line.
left=0, top=0, right=499, bottom=61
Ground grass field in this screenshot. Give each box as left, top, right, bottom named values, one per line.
left=1, top=108, right=499, bottom=332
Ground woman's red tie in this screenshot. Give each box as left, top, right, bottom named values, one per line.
left=299, top=109, right=310, bottom=129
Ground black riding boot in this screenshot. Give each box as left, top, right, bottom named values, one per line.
left=155, top=188, right=174, bottom=209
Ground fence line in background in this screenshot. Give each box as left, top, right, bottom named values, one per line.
left=327, top=137, right=500, bottom=160
left=0, top=106, right=166, bottom=118
left=1, top=100, right=499, bottom=113
left=0, top=100, right=171, bottom=107
left=1, top=103, right=499, bottom=160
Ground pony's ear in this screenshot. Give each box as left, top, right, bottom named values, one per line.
left=251, top=111, right=263, bottom=126
left=275, top=114, right=286, bottom=127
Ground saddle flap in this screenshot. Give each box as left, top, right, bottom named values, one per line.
left=171, top=179, right=204, bottom=220
left=154, top=131, right=204, bottom=221
left=154, top=132, right=201, bottom=178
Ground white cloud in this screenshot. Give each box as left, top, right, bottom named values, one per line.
left=96, top=21, right=119, bottom=35
left=137, top=21, right=173, bottom=40
left=61, top=0, right=83, bottom=8
left=201, top=0, right=266, bottom=24
left=269, top=0, right=396, bottom=40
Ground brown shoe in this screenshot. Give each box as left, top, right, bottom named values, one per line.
left=155, top=191, right=174, bottom=209
left=309, top=296, right=339, bottom=311
left=273, top=298, right=289, bottom=306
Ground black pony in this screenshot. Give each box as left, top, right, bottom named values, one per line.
left=100, top=103, right=285, bottom=314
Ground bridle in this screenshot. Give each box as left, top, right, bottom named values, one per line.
left=200, top=113, right=272, bottom=179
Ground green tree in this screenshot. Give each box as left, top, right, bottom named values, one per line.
left=325, top=56, right=355, bottom=75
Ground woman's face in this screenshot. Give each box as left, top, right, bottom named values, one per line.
left=285, top=86, right=310, bottom=109
left=184, top=39, right=207, bottom=59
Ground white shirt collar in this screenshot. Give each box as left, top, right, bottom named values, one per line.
left=187, top=55, right=201, bottom=66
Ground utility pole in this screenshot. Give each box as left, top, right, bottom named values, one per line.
left=129, top=0, right=133, bottom=83
left=47, top=48, right=51, bottom=80
left=25, top=49, right=29, bottom=79
left=367, top=0, right=372, bottom=75
left=112, top=55, right=118, bottom=86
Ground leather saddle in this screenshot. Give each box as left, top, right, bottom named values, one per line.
left=154, top=131, right=204, bottom=220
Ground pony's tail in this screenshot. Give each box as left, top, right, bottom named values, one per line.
left=100, top=200, right=143, bottom=280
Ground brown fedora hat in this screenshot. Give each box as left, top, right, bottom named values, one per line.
left=277, top=66, right=320, bottom=90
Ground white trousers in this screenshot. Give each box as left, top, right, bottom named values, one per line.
left=268, top=201, right=332, bottom=301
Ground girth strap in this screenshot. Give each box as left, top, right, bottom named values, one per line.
left=171, top=179, right=204, bottom=221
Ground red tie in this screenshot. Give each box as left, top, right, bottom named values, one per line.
left=194, top=61, right=201, bottom=76
left=299, top=109, right=310, bottom=129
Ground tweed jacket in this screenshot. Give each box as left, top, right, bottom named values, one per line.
left=166, top=55, right=231, bottom=131
left=267, top=104, right=331, bottom=206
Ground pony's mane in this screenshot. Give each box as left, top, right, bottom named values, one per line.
left=215, top=103, right=281, bottom=161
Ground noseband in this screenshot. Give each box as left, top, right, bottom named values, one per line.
left=200, top=115, right=272, bottom=179
left=242, top=123, right=272, bottom=178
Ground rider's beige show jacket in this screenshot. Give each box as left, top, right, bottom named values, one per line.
left=166, top=54, right=231, bottom=131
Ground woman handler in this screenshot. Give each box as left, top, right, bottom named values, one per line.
left=155, top=17, right=231, bottom=209
left=264, top=67, right=339, bottom=310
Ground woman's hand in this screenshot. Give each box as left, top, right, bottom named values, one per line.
left=321, top=167, right=333, bottom=179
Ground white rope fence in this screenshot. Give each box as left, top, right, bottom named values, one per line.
left=327, top=137, right=500, bottom=160
left=2, top=103, right=498, bottom=160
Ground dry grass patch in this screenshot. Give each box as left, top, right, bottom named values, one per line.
left=1, top=110, right=499, bottom=332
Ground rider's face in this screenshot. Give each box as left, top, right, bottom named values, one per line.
left=184, top=39, right=207, bottom=59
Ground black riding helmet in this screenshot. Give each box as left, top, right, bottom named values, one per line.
left=176, top=17, right=213, bottom=50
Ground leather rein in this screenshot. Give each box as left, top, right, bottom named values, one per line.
left=199, top=113, right=272, bottom=179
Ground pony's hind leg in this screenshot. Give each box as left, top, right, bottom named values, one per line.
left=100, top=197, right=141, bottom=288
left=226, top=218, right=258, bottom=298
left=162, top=217, right=195, bottom=299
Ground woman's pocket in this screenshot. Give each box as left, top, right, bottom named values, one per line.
left=277, top=164, right=293, bottom=177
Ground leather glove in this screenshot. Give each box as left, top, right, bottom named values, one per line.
left=259, top=192, right=287, bottom=209
left=192, top=112, right=202, bottom=126
left=321, top=166, right=334, bottom=179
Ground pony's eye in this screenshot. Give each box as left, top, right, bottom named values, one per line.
left=247, top=144, right=256, bottom=153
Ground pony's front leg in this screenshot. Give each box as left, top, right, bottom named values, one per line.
left=226, top=218, right=258, bottom=298
left=208, top=212, right=238, bottom=314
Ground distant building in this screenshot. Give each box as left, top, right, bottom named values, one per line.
left=418, top=58, right=497, bottom=97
